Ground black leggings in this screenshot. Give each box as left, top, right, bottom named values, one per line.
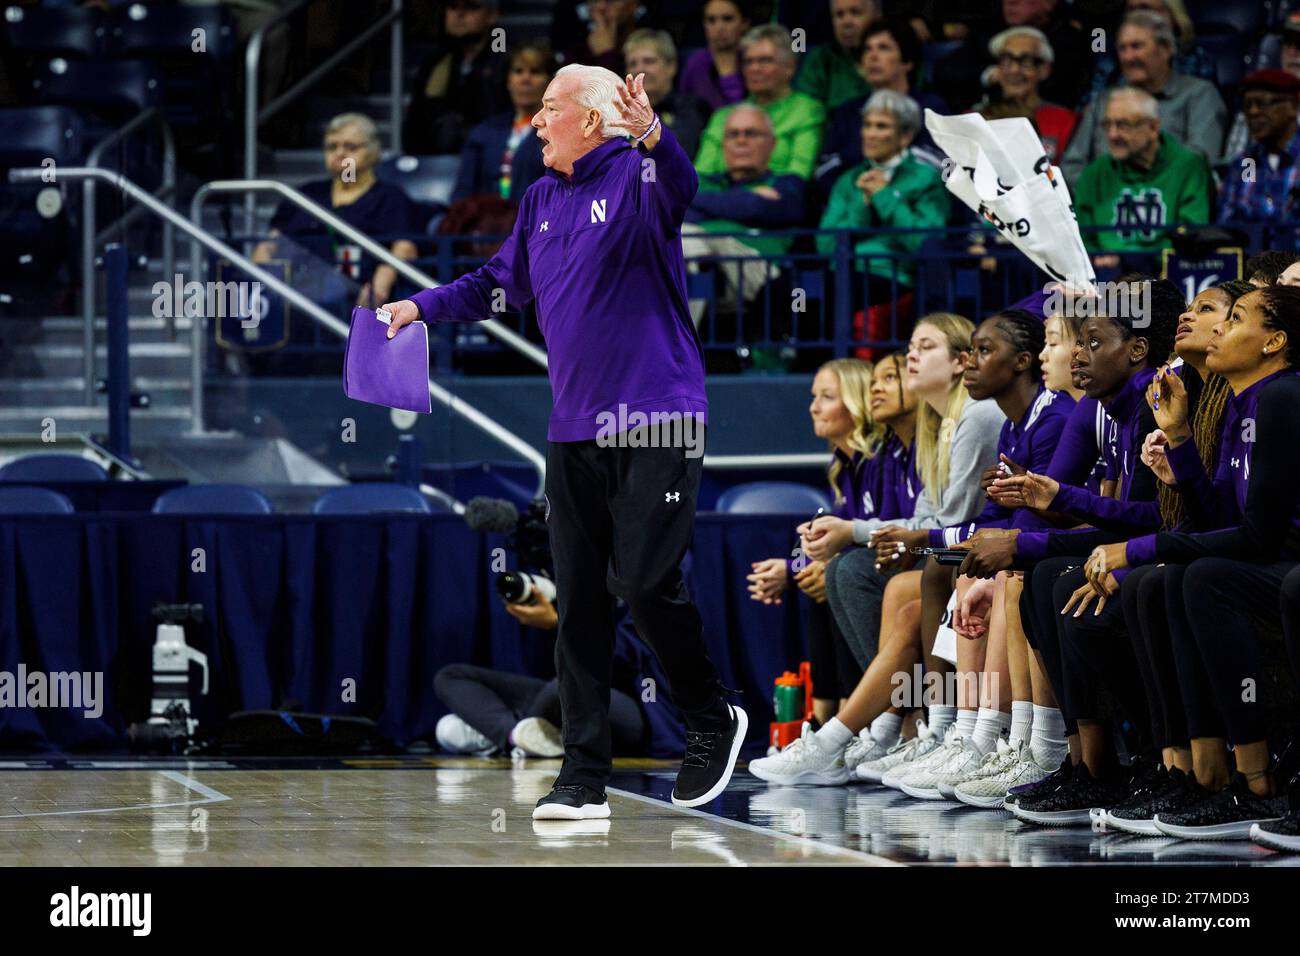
left=1282, top=565, right=1300, bottom=687
left=806, top=596, right=863, bottom=700
left=1174, top=558, right=1297, bottom=745
left=1021, top=555, right=1079, bottom=736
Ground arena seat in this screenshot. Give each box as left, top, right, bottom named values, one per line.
left=0, top=454, right=108, bottom=482
left=310, top=483, right=439, bottom=515
left=379, top=155, right=460, bottom=230
left=0, top=486, right=76, bottom=514
left=29, top=57, right=162, bottom=121
left=714, top=481, right=833, bottom=515
left=1184, top=0, right=1273, bottom=36
left=2, top=3, right=107, bottom=58
left=1200, top=32, right=1255, bottom=89
left=152, top=484, right=275, bottom=515
left=0, top=105, right=85, bottom=167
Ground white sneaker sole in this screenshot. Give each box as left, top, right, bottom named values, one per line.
left=954, top=787, right=1013, bottom=809
left=748, top=765, right=850, bottom=786
left=899, top=780, right=948, bottom=800
left=672, top=706, right=749, bottom=808
left=1251, top=823, right=1300, bottom=852
left=1011, top=804, right=1093, bottom=826
left=1153, top=815, right=1280, bottom=841
left=532, top=801, right=612, bottom=821
left=1106, top=813, right=1161, bottom=836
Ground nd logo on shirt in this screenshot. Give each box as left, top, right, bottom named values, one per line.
left=1112, top=188, right=1167, bottom=241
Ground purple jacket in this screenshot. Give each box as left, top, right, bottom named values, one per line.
left=409, top=126, right=708, bottom=442
left=929, top=387, right=1073, bottom=547
left=1045, top=394, right=1111, bottom=494
left=1017, top=368, right=1160, bottom=560
left=879, top=432, right=920, bottom=522
left=1126, top=368, right=1293, bottom=566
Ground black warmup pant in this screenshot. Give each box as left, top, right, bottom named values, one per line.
left=1176, top=558, right=1297, bottom=745
left=1282, top=565, right=1300, bottom=688
left=806, top=597, right=863, bottom=700
left=433, top=664, right=646, bottom=754
left=545, top=432, right=723, bottom=789
left=1120, top=564, right=1201, bottom=749
left=1021, top=556, right=1078, bottom=736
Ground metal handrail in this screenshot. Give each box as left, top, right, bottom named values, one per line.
left=80, top=108, right=176, bottom=403
left=244, top=0, right=403, bottom=235
left=8, top=166, right=547, bottom=494
left=191, top=180, right=547, bottom=369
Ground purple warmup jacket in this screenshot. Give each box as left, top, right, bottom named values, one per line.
left=1045, top=394, right=1110, bottom=493
left=879, top=432, right=920, bottom=522
left=928, top=387, right=1073, bottom=547
left=1125, top=368, right=1294, bottom=566
left=1017, top=368, right=1160, bottom=561
left=409, top=126, right=708, bottom=442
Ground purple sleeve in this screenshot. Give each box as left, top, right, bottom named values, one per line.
left=1049, top=482, right=1162, bottom=536
left=1045, top=398, right=1101, bottom=485
left=1166, top=436, right=1235, bottom=529
left=1016, top=531, right=1050, bottom=561
left=639, top=122, right=699, bottom=235
left=409, top=202, right=533, bottom=321
left=1126, top=534, right=1158, bottom=566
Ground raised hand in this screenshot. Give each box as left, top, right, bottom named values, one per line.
left=989, top=469, right=1058, bottom=510
left=1146, top=364, right=1190, bottom=442
left=610, top=73, right=656, bottom=142
left=1142, top=428, right=1176, bottom=486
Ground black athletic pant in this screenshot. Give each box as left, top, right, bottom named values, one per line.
left=1021, top=555, right=1078, bottom=736
left=1281, top=565, right=1300, bottom=688
left=434, top=664, right=647, bottom=754
left=1175, top=558, right=1296, bottom=745
left=1120, top=564, right=1200, bottom=750
left=545, top=432, right=723, bottom=790
left=806, top=596, right=863, bottom=700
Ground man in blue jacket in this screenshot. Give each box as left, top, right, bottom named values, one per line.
left=382, top=66, right=747, bottom=820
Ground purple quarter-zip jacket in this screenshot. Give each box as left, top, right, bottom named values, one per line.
left=408, top=126, right=708, bottom=442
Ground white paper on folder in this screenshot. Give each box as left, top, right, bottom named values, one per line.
left=924, top=109, right=1096, bottom=293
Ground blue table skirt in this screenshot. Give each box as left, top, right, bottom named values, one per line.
left=0, top=513, right=811, bottom=753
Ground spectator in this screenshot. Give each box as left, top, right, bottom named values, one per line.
left=255, top=114, right=417, bottom=309
left=1080, top=0, right=1216, bottom=107
left=1073, top=88, right=1213, bottom=263
left=933, top=0, right=1095, bottom=113
left=678, top=0, right=751, bottom=111
left=795, top=0, right=878, bottom=110
left=623, top=30, right=711, bottom=160
left=695, top=25, right=828, bottom=181
left=562, top=0, right=642, bottom=74
left=402, top=0, right=509, bottom=155
left=973, top=26, right=1077, bottom=165
left=1218, top=71, right=1300, bottom=225
left=818, top=18, right=948, bottom=198
left=1246, top=250, right=1300, bottom=285
left=452, top=42, right=556, bottom=203
left=1221, top=16, right=1300, bottom=163
left=1061, top=11, right=1226, bottom=184
left=817, top=90, right=950, bottom=293
left=682, top=106, right=807, bottom=323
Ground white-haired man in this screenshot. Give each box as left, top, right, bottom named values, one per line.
left=382, top=65, right=747, bottom=820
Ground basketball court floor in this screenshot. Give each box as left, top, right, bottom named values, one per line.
left=1, top=756, right=1295, bottom=866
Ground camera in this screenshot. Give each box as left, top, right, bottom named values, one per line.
left=496, top=570, right=558, bottom=605
left=464, top=495, right=556, bottom=605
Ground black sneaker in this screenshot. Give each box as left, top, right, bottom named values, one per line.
left=1105, top=763, right=1186, bottom=835
left=1154, top=772, right=1286, bottom=840
left=671, top=702, right=748, bottom=807
left=1012, top=762, right=1129, bottom=827
left=532, top=784, right=611, bottom=821
left=1003, top=756, right=1072, bottom=809
left=1251, top=781, right=1300, bottom=853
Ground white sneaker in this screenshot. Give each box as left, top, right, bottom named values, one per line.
left=899, top=735, right=980, bottom=800
left=876, top=721, right=945, bottom=788
left=953, top=740, right=1052, bottom=809
left=844, top=728, right=888, bottom=775
left=509, top=716, right=564, bottom=757
left=747, top=722, right=851, bottom=786
left=435, top=714, right=496, bottom=755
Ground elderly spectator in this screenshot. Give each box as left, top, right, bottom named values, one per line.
left=256, top=114, right=417, bottom=308
left=795, top=0, right=877, bottom=110
left=1221, top=22, right=1300, bottom=165
left=1062, top=11, right=1226, bottom=183
left=1081, top=0, right=1215, bottom=107
left=974, top=26, right=1077, bottom=165
left=623, top=29, right=711, bottom=160
left=402, top=0, right=510, bottom=155
left=453, top=42, right=556, bottom=203
left=682, top=105, right=806, bottom=323
left=1072, top=88, right=1213, bottom=264
left=1218, top=71, right=1300, bottom=224
left=817, top=90, right=950, bottom=292
left=695, top=24, right=827, bottom=180
left=818, top=18, right=948, bottom=197
left=678, top=0, right=750, bottom=111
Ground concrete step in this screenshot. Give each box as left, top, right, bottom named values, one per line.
left=0, top=376, right=192, bottom=409
left=0, top=405, right=194, bottom=442
left=1, top=341, right=192, bottom=379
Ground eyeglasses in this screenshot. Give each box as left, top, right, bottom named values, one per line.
left=1242, top=95, right=1294, bottom=113
left=324, top=141, right=368, bottom=153
left=997, top=54, right=1044, bottom=70
left=1099, top=118, right=1150, bottom=131
left=724, top=128, right=771, bottom=140
left=742, top=54, right=779, bottom=66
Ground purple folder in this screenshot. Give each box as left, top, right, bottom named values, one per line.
left=342, top=306, right=432, bottom=414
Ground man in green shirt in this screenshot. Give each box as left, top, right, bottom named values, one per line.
left=695, top=23, right=827, bottom=180
left=1073, top=86, right=1213, bottom=261
left=794, top=0, right=877, bottom=110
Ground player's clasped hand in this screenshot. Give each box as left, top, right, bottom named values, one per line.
left=380, top=299, right=421, bottom=339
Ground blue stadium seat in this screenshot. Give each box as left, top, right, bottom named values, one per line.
left=0, top=486, right=76, bottom=514
left=152, top=484, right=274, bottom=515
left=380, top=155, right=461, bottom=210
left=0, top=454, right=108, bottom=481
left=1255, top=33, right=1283, bottom=70
left=0, top=106, right=85, bottom=167
left=108, top=4, right=236, bottom=60
left=714, top=481, right=833, bottom=515
left=2, top=3, right=106, bottom=57
left=1200, top=32, right=1254, bottom=88
left=311, top=483, right=437, bottom=515
left=1184, top=0, right=1272, bottom=36
left=30, top=57, right=162, bottom=120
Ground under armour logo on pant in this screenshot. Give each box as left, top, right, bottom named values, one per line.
left=665, top=492, right=680, bottom=502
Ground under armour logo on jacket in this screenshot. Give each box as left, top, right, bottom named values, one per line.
left=591, top=199, right=607, bottom=223
left=539, top=221, right=549, bottom=232
left=665, top=491, right=679, bottom=502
